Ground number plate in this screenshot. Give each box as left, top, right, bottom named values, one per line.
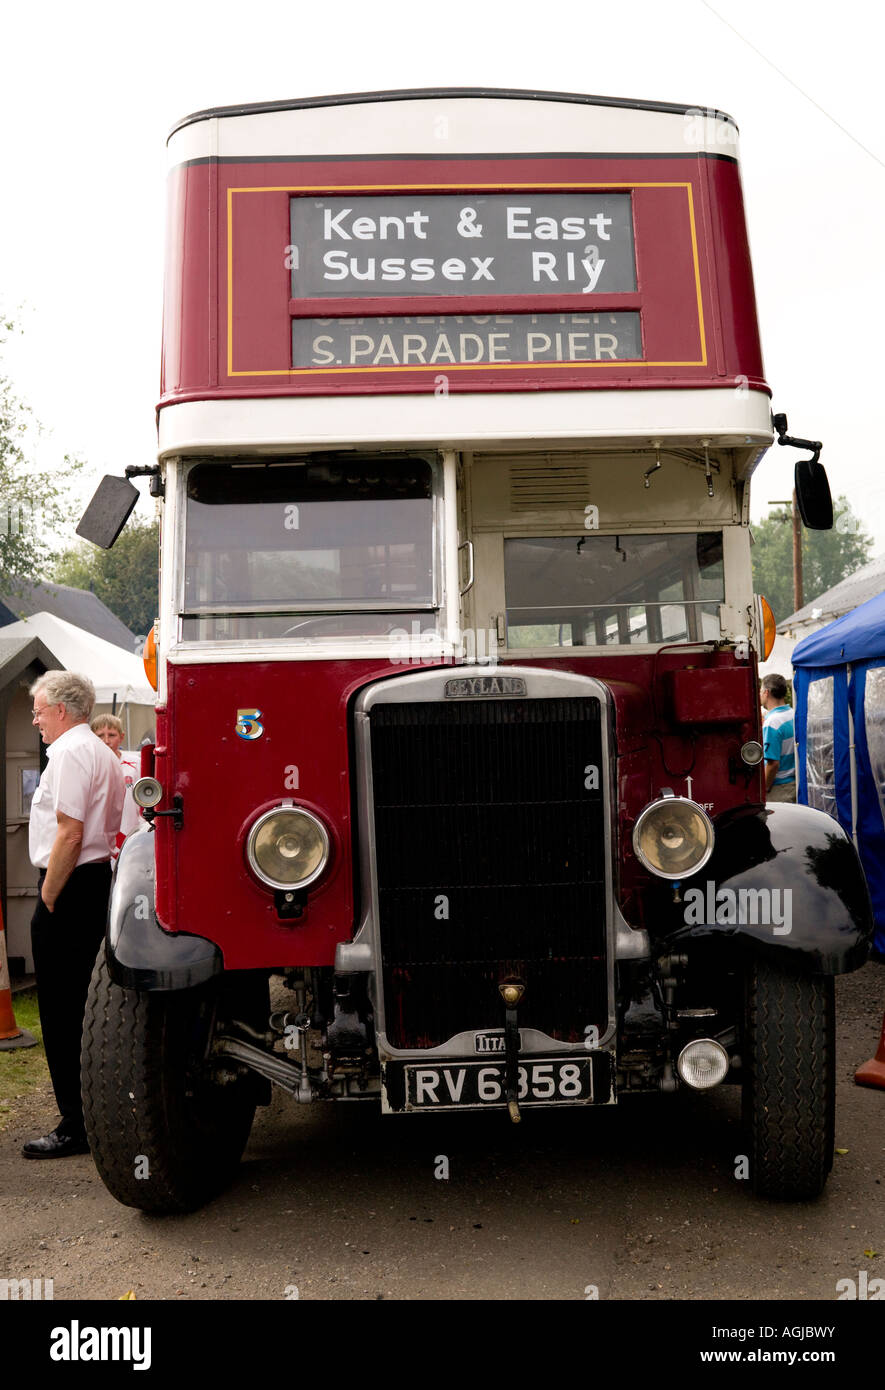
left=395, top=1056, right=601, bottom=1111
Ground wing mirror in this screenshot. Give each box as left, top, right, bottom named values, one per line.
left=76, top=475, right=141, bottom=549
left=772, top=413, right=832, bottom=531
left=76, top=466, right=162, bottom=549
left=793, top=455, right=833, bottom=530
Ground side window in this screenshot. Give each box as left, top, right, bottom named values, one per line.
left=805, top=676, right=835, bottom=819
left=503, top=532, right=723, bottom=648
left=863, top=667, right=885, bottom=829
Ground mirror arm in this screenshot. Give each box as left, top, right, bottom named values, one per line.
left=777, top=437, right=823, bottom=459
left=772, top=412, right=822, bottom=457
left=125, top=464, right=164, bottom=498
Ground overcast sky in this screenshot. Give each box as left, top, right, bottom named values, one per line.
left=2, top=0, right=883, bottom=554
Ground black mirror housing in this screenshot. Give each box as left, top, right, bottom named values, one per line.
left=76, top=475, right=140, bottom=549
left=794, top=457, right=833, bottom=531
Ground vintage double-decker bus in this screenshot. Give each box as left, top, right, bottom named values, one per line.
left=79, top=88, right=872, bottom=1212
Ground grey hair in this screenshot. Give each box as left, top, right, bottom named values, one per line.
left=30, top=671, right=96, bottom=722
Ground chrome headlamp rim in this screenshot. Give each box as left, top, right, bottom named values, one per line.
left=246, top=805, right=330, bottom=891
left=132, top=776, right=163, bottom=809
left=676, top=1037, right=730, bottom=1090
left=632, top=794, right=715, bottom=881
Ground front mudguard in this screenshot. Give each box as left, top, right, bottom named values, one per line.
left=106, top=828, right=222, bottom=992
left=659, top=802, right=873, bottom=973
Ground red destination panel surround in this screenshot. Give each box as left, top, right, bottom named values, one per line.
left=160, top=153, right=767, bottom=404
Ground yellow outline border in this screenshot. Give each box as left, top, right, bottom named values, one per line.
left=225, top=182, right=707, bottom=377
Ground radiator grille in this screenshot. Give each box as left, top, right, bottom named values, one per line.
left=369, top=697, right=608, bottom=1049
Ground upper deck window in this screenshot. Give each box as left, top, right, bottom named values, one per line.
left=505, top=532, right=724, bottom=647
left=181, top=456, right=437, bottom=641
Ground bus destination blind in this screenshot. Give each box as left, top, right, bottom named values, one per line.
left=292, top=313, right=641, bottom=368
left=289, top=193, right=639, bottom=367
left=289, top=193, right=636, bottom=299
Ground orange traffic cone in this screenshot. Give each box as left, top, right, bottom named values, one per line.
left=855, top=1011, right=885, bottom=1090
left=0, top=898, right=37, bottom=1051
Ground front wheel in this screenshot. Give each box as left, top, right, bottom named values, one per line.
left=742, top=955, right=835, bottom=1200
left=81, top=948, right=266, bottom=1213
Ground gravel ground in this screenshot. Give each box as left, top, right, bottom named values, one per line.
left=1, top=961, right=883, bottom=1302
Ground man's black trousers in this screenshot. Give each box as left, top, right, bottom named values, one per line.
left=30, top=862, right=112, bottom=1140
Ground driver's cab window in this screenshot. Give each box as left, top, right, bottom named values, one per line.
left=504, top=532, right=724, bottom=648
left=180, top=455, right=439, bottom=641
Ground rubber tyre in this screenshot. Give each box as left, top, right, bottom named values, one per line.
left=742, top=955, right=835, bottom=1201
left=81, top=947, right=261, bottom=1213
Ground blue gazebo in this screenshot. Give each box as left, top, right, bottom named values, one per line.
left=792, top=590, right=885, bottom=955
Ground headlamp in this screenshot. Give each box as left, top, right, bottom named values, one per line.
left=632, top=793, right=714, bottom=880
left=246, top=806, right=330, bottom=890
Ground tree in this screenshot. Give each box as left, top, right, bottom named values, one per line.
left=0, top=315, right=83, bottom=589
left=53, top=517, right=159, bottom=637
left=751, top=496, right=873, bottom=625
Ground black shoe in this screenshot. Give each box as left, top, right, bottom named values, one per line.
left=22, top=1131, right=90, bottom=1159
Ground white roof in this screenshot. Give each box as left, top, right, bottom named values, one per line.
left=777, top=551, right=885, bottom=633
left=0, top=612, right=156, bottom=707
left=169, top=92, right=740, bottom=165
left=758, top=633, right=799, bottom=682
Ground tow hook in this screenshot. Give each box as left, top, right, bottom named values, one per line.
left=499, top=980, right=525, bottom=1123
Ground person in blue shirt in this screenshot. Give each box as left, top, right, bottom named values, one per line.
left=760, top=673, right=796, bottom=803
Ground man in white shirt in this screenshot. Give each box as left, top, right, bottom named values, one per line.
left=23, top=672, right=125, bottom=1159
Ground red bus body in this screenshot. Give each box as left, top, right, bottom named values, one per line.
left=80, top=91, right=871, bottom=1213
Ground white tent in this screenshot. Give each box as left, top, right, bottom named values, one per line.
left=0, top=612, right=155, bottom=708
left=758, top=633, right=798, bottom=681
